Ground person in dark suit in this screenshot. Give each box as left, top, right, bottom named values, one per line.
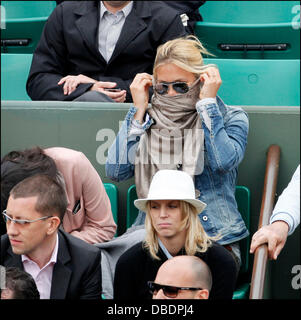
left=0, top=174, right=102, bottom=299
left=26, top=1, right=187, bottom=102
left=164, top=1, right=206, bottom=34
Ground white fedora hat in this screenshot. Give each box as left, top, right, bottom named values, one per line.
left=134, top=170, right=206, bottom=214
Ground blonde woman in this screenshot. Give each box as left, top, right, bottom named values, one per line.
left=106, top=36, right=249, bottom=269
left=114, top=170, right=237, bottom=299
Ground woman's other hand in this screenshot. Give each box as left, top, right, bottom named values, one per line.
left=199, top=67, right=222, bottom=100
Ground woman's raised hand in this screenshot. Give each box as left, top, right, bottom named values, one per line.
left=130, top=73, right=153, bottom=124
left=199, top=67, right=222, bottom=100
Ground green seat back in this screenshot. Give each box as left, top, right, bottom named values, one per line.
left=196, top=1, right=300, bottom=59
left=2, top=56, right=299, bottom=106
left=126, top=184, right=139, bottom=229
left=104, top=183, right=118, bottom=229
left=1, top=1, right=56, bottom=53
left=234, top=186, right=251, bottom=274
left=199, top=1, right=299, bottom=24
left=203, top=58, right=300, bottom=106
left=1, top=53, right=32, bottom=100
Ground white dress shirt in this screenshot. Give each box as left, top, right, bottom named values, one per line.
left=270, top=165, right=300, bottom=235
left=98, top=1, right=133, bottom=62
left=22, top=234, right=59, bottom=299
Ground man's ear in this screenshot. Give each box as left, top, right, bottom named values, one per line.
left=196, top=289, right=209, bottom=300
left=46, top=216, right=61, bottom=235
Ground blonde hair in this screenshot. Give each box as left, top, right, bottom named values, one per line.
left=143, top=200, right=217, bottom=260
left=153, top=35, right=216, bottom=80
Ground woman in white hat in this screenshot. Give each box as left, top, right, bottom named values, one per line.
left=114, top=170, right=237, bottom=299
left=106, top=35, right=249, bottom=268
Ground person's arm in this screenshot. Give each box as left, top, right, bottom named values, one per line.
left=113, top=248, right=141, bottom=299
left=26, top=5, right=92, bottom=101
left=196, top=67, right=249, bottom=172
left=57, top=75, right=127, bottom=103
left=162, top=1, right=206, bottom=34
left=27, top=5, right=120, bottom=101
left=105, top=107, right=152, bottom=182
left=270, top=165, right=300, bottom=235
left=69, top=152, right=117, bottom=244
left=250, top=221, right=289, bottom=260
left=250, top=165, right=300, bottom=259
left=105, top=73, right=153, bottom=182
left=79, top=248, right=102, bottom=299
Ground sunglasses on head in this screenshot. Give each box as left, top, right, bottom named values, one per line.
left=147, top=281, right=203, bottom=298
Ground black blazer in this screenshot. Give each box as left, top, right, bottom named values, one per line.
left=26, top=1, right=187, bottom=102
left=0, top=230, right=102, bottom=299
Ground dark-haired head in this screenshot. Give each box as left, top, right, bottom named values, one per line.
left=2, top=267, right=40, bottom=299
left=1, top=146, right=59, bottom=213
left=1, top=147, right=60, bottom=235
left=9, top=173, right=68, bottom=222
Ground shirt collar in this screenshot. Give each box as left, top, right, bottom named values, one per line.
left=158, top=238, right=173, bottom=259
left=22, top=233, right=59, bottom=267
left=100, top=1, right=133, bottom=19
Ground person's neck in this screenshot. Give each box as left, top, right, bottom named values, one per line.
left=103, top=1, right=129, bottom=14
left=158, top=233, right=186, bottom=257
left=26, top=233, right=57, bottom=269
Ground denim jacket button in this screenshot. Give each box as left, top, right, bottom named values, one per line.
left=202, top=215, right=208, bottom=221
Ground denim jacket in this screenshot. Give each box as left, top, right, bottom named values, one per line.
left=106, top=96, right=249, bottom=245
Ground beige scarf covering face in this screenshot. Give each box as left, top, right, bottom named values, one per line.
left=134, top=80, right=204, bottom=199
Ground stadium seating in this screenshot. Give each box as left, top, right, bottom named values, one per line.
left=2, top=54, right=299, bottom=106
left=205, top=58, right=300, bottom=106
left=1, top=0, right=299, bottom=299
left=104, top=183, right=118, bottom=236
left=1, top=1, right=56, bottom=54
left=1, top=53, right=32, bottom=100
left=196, top=1, right=300, bottom=59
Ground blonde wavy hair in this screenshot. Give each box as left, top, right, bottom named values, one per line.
left=153, top=35, right=216, bottom=80
left=143, top=200, right=217, bottom=260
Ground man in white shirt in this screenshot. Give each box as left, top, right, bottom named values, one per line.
left=26, top=1, right=187, bottom=102
left=250, top=165, right=300, bottom=260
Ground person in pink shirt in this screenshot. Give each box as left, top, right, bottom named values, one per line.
left=1, top=146, right=116, bottom=243
left=1, top=174, right=102, bottom=299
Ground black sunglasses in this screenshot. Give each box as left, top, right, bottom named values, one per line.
left=154, top=78, right=200, bottom=95
left=154, top=81, right=190, bottom=95
left=147, top=281, right=202, bottom=298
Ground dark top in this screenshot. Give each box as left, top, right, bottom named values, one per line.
left=1, top=230, right=102, bottom=299
left=114, top=241, right=237, bottom=300
left=26, top=1, right=186, bottom=102
left=164, top=1, right=206, bottom=33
